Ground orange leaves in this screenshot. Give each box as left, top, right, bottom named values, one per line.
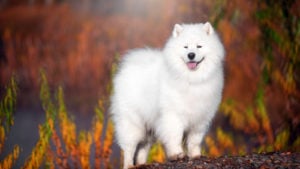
left=148, top=143, right=165, bottom=163
left=93, top=108, right=104, bottom=169
left=0, top=145, right=20, bottom=169
left=0, top=77, right=19, bottom=169
left=216, top=128, right=234, bottom=151
left=204, top=128, right=235, bottom=157
left=0, top=126, right=5, bottom=153
left=9, top=73, right=116, bottom=169
left=221, top=100, right=245, bottom=132
left=57, top=88, right=77, bottom=153
left=213, top=79, right=299, bottom=156
left=23, top=119, right=53, bottom=169
left=52, top=85, right=115, bottom=168
left=205, top=136, right=221, bottom=157
left=102, top=119, right=114, bottom=167
left=245, top=108, right=260, bottom=133
left=273, top=69, right=297, bottom=96
left=51, top=129, right=69, bottom=168
left=0, top=77, right=17, bottom=152
left=274, top=130, right=289, bottom=151
left=220, top=94, right=272, bottom=137
left=22, top=72, right=56, bottom=169
left=93, top=99, right=116, bottom=169
left=78, top=132, right=92, bottom=169
left=59, top=112, right=77, bottom=152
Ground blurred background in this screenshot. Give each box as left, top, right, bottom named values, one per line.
left=0, top=0, right=299, bottom=168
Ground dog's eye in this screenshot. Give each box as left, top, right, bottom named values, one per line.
left=184, top=46, right=188, bottom=49
left=197, top=45, right=202, bottom=48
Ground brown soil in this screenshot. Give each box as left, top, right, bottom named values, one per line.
left=132, top=152, right=300, bottom=169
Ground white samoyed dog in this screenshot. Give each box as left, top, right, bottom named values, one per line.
left=110, top=22, right=225, bottom=169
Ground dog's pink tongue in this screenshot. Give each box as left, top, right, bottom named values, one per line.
left=187, top=62, right=197, bottom=70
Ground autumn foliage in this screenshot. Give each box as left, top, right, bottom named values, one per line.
left=0, top=72, right=115, bottom=168
left=0, top=0, right=299, bottom=168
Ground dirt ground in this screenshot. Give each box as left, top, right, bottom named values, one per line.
left=132, top=152, right=300, bottom=169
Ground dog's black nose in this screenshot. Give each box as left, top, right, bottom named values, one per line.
left=188, top=52, right=195, bottom=60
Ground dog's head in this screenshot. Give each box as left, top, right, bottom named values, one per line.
left=163, top=22, right=225, bottom=82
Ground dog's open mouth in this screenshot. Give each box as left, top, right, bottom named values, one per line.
left=186, top=57, right=205, bottom=70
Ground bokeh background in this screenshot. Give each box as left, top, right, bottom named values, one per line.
left=0, top=0, right=299, bottom=168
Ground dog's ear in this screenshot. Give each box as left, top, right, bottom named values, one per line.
left=172, top=24, right=183, bottom=38
left=203, top=22, right=214, bottom=35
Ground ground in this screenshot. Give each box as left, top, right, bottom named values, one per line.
left=132, top=152, right=300, bottom=169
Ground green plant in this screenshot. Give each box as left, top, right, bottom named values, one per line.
left=0, top=77, right=19, bottom=169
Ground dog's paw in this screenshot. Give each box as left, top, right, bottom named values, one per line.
left=188, top=154, right=202, bottom=160
left=168, top=152, right=185, bottom=161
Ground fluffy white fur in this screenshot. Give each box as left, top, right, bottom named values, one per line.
left=110, top=22, right=225, bottom=169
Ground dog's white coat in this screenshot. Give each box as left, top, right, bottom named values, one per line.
left=110, top=22, right=225, bottom=169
